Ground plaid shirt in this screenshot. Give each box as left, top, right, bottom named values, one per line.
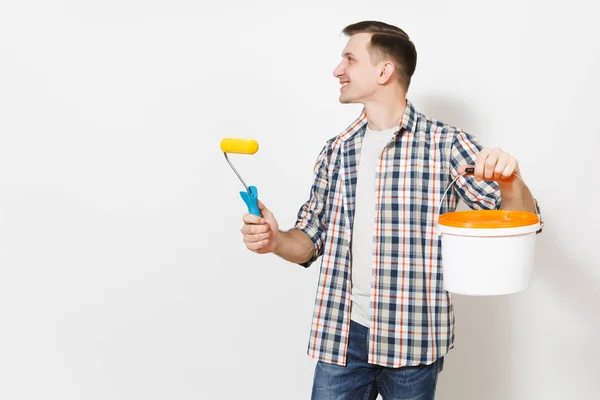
left=294, top=100, right=541, bottom=368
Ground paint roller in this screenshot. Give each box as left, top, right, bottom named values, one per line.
left=220, top=138, right=261, bottom=216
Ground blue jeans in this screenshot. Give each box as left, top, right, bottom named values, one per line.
left=311, top=320, right=444, bottom=400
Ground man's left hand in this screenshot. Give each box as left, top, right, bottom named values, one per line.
left=458, top=147, right=519, bottom=184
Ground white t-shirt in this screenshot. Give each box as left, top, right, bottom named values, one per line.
left=350, top=125, right=397, bottom=328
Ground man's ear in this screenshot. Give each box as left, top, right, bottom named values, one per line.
left=378, top=62, right=396, bottom=84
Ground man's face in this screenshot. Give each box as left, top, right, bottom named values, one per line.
left=333, top=33, right=380, bottom=104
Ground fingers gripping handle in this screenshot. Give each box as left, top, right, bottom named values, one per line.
left=240, top=186, right=261, bottom=217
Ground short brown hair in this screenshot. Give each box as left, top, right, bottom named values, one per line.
left=342, top=21, right=417, bottom=91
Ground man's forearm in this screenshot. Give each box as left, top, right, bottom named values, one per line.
left=500, top=179, right=536, bottom=213
left=273, top=229, right=315, bottom=264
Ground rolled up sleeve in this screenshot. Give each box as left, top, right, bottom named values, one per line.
left=294, top=145, right=330, bottom=268
left=449, top=130, right=502, bottom=210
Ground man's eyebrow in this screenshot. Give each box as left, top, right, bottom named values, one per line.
left=342, top=52, right=357, bottom=58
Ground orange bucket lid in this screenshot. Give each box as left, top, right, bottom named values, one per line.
left=438, top=210, right=540, bottom=229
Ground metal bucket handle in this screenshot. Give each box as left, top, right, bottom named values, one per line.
left=437, top=167, right=542, bottom=234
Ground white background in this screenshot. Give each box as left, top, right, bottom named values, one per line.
left=1, top=1, right=598, bottom=399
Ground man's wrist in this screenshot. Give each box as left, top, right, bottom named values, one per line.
left=272, top=229, right=284, bottom=255
left=498, top=176, right=526, bottom=196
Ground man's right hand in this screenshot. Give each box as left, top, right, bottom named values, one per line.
left=240, top=200, right=280, bottom=254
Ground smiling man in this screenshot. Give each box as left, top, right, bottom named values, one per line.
left=239, top=21, right=541, bottom=399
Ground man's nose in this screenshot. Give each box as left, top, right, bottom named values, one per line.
left=333, top=62, right=344, bottom=78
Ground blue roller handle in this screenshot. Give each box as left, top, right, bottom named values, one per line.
left=240, top=186, right=261, bottom=216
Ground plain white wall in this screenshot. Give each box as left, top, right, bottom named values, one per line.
left=1, top=1, right=598, bottom=399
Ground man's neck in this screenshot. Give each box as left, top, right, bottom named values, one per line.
left=363, top=96, right=407, bottom=132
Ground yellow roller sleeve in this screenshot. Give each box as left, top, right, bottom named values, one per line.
left=219, top=138, right=259, bottom=154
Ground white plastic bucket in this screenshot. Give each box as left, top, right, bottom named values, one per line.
left=437, top=171, right=541, bottom=295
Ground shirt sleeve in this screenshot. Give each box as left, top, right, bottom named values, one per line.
left=449, top=130, right=544, bottom=234
left=449, top=130, right=502, bottom=210
left=293, top=145, right=330, bottom=268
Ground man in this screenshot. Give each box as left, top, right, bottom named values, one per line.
left=240, top=21, right=541, bottom=399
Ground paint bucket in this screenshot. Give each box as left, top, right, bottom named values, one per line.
left=437, top=172, right=541, bottom=295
